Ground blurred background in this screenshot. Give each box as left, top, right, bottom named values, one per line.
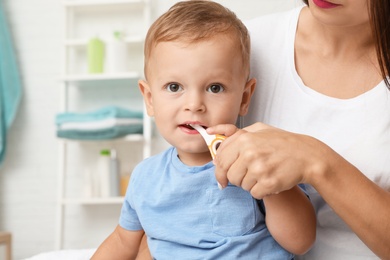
left=0, top=0, right=301, bottom=258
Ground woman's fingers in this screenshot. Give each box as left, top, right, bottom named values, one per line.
left=208, top=124, right=245, bottom=188
left=224, top=153, right=248, bottom=187
left=213, top=146, right=239, bottom=188
left=242, top=121, right=274, bottom=132
left=206, top=123, right=239, bottom=137
left=207, top=122, right=273, bottom=137
left=210, top=122, right=311, bottom=198
left=212, top=123, right=311, bottom=198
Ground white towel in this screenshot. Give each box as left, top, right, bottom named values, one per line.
left=58, top=117, right=143, bottom=131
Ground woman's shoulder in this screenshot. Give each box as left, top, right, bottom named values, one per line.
left=244, top=6, right=303, bottom=36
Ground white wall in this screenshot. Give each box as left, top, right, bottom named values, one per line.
left=0, top=0, right=301, bottom=259
left=156, top=0, right=301, bottom=18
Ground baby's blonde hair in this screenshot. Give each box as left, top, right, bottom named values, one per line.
left=144, top=0, right=250, bottom=78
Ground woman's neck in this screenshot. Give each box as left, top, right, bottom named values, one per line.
left=294, top=7, right=381, bottom=99
left=298, top=7, right=374, bottom=59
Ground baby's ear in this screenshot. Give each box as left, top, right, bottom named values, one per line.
left=138, top=80, right=154, bottom=116
left=239, top=78, right=256, bottom=116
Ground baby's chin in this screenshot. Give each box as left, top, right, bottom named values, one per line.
left=177, top=153, right=213, bottom=167
left=176, top=146, right=210, bottom=157
left=175, top=146, right=212, bottom=162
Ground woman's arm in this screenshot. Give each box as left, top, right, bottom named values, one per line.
left=207, top=122, right=390, bottom=259
left=310, top=148, right=390, bottom=260
left=263, top=186, right=316, bottom=255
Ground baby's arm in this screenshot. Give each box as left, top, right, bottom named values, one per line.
left=263, top=186, right=316, bottom=255
left=92, top=224, right=144, bottom=259
left=136, top=234, right=153, bottom=260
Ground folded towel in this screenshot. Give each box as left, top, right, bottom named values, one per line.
left=57, top=124, right=143, bottom=140
left=56, top=106, right=142, bottom=125
left=55, top=106, right=144, bottom=140
left=0, top=3, right=23, bottom=165
left=58, top=118, right=142, bottom=131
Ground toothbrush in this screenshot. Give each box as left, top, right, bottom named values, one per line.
left=190, top=124, right=226, bottom=160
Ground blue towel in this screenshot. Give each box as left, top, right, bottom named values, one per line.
left=55, top=106, right=143, bottom=140
left=0, top=2, right=23, bottom=165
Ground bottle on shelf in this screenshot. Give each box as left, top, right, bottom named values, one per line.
left=87, top=37, right=105, bottom=74
left=96, top=149, right=121, bottom=198
left=120, top=173, right=131, bottom=197
left=109, top=149, right=120, bottom=197
left=106, top=31, right=129, bottom=73
left=97, top=149, right=111, bottom=197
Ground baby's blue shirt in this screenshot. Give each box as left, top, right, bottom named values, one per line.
left=120, top=147, right=293, bottom=259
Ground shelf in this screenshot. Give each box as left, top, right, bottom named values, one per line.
left=57, top=0, right=152, bottom=249
left=62, top=196, right=125, bottom=205
left=58, top=134, right=145, bottom=143
left=63, top=0, right=145, bottom=8
left=61, top=72, right=140, bottom=83
left=63, top=0, right=147, bottom=14
left=65, top=36, right=144, bottom=47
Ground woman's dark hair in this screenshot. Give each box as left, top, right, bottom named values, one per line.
left=302, top=0, right=390, bottom=88
left=369, top=0, right=390, bottom=88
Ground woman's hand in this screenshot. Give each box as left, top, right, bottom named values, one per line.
left=208, top=122, right=390, bottom=258
left=207, top=122, right=329, bottom=199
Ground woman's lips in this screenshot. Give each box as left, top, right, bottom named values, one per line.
left=312, top=0, right=340, bottom=9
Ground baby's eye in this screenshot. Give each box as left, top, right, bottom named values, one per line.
left=166, top=83, right=182, bottom=92
left=207, top=84, right=224, bottom=93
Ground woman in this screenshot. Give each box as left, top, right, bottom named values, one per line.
left=209, top=0, right=390, bottom=259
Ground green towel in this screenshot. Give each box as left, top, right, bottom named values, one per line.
left=55, top=106, right=144, bottom=140
left=0, top=2, right=23, bottom=165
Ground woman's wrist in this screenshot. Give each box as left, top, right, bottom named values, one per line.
left=303, top=135, right=340, bottom=190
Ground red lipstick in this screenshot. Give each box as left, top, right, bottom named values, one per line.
left=312, top=0, right=340, bottom=9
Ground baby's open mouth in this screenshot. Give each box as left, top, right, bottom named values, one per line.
left=180, top=124, right=207, bottom=130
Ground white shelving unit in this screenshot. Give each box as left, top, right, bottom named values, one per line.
left=56, top=0, right=152, bottom=249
